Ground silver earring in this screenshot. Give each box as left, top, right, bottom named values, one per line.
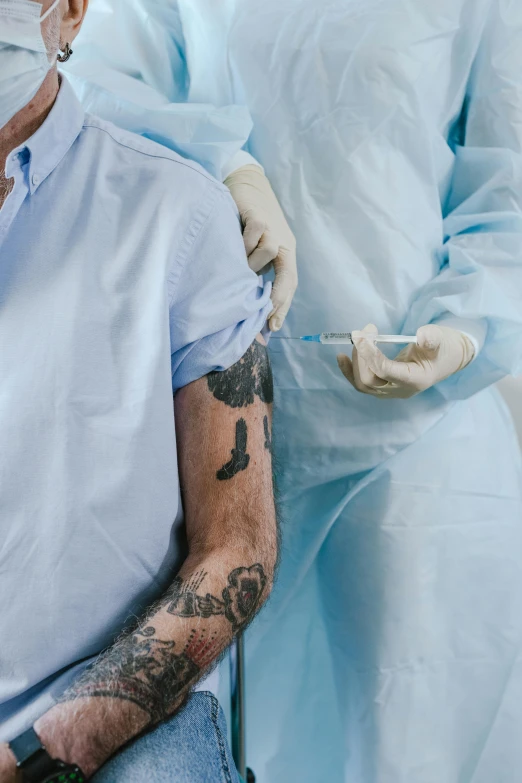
left=57, top=43, right=73, bottom=63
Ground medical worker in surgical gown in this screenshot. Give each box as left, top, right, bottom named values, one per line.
left=64, top=1, right=522, bottom=781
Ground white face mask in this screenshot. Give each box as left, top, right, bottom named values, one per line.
left=0, top=0, right=61, bottom=129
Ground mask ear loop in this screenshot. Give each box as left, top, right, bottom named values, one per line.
left=40, top=0, right=66, bottom=67
left=40, top=0, right=61, bottom=23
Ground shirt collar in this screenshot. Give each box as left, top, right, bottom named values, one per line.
left=5, top=76, right=85, bottom=194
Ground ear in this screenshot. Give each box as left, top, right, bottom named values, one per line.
left=60, top=0, right=89, bottom=47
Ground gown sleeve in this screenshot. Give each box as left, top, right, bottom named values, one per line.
left=60, top=0, right=253, bottom=180
left=402, top=0, right=522, bottom=399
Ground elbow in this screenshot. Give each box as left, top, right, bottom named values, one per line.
left=232, top=540, right=277, bottom=632
left=251, top=513, right=279, bottom=612
left=187, top=504, right=279, bottom=623
left=225, top=512, right=279, bottom=621
left=253, top=500, right=279, bottom=592
left=254, top=546, right=277, bottom=612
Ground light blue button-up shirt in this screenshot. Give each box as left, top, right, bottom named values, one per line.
left=0, top=77, right=271, bottom=741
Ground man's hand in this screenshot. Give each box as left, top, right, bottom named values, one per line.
left=225, top=165, right=297, bottom=332
left=337, top=323, right=475, bottom=398
left=28, top=336, right=277, bottom=779
left=0, top=744, right=20, bottom=783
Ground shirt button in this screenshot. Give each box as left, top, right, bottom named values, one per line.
left=31, top=173, right=40, bottom=186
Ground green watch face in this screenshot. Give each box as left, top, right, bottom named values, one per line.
left=46, top=769, right=85, bottom=783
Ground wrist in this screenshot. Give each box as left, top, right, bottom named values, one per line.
left=432, top=316, right=486, bottom=360
left=34, top=705, right=108, bottom=779
left=458, top=331, right=476, bottom=370
left=0, top=743, right=21, bottom=782
left=221, top=150, right=263, bottom=181
left=34, top=697, right=149, bottom=779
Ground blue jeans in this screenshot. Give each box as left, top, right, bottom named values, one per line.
left=92, top=692, right=241, bottom=782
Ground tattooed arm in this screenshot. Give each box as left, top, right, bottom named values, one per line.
left=12, top=337, right=277, bottom=779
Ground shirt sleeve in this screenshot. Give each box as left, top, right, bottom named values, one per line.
left=402, top=0, right=522, bottom=399
left=169, top=185, right=272, bottom=393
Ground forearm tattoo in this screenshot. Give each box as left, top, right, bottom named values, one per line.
left=166, top=565, right=267, bottom=632
left=59, top=627, right=202, bottom=724
left=208, top=341, right=273, bottom=479
left=60, top=564, right=267, bottom=724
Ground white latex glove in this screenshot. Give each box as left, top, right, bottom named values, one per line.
left=337, top=323, right=475, bottom=399
left=224, top=165, right=297, bottom=332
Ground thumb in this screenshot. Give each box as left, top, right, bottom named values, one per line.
left=351, top=323, right=378, bottom=344
left=242, top=215, right=266, bottom=261
left=269, top=247, right=298, bottom=331
left=417, top=325, right=443, bottom=355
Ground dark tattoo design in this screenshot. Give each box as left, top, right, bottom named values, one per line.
left=60, top=565, right=267, bottom=723
left=263, top=415, right=272, bottom=451
left=167, top=564, right=267, bottom=633
left=207, top=341, right=274, bottom=408
left=60, top=627, right=200, bottom=723
left=217, top=418, right=250, bottom=480
left=166, top=571, right=226, bottom=619
left=224, top=565, right=268, bottom=630
left=184, top=628, right=221, bottom=669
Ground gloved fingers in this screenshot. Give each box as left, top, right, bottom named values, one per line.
left=351, top=325, right=386, bottom=391
left=339, top=325, right=414, bottom=398
left=269, top=291, right=294, bottom=331
left=268, top=247, right=298, bottom=331
left=352, top=352, right=382, bottom=395
left=351, top=349, right=401, bottom=397
left=354, top=334, right=423, bottom=387
left=247, top=230, right=280, bottom=273
left=337, top=354, right=355, bottom=385
left=416, top=324, right=443, bottom=354
left=342, top=349, right=408, bottom=398
left=390, top=343, right=413, bottom=363
left=359, top=323, right=379, bottom=335
left=242, top=214, right=267, bottom=259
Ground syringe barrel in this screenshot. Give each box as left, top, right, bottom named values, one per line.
left=319, top=333, right=418, bottom=345
left=319, top=333, right=354, bottom=344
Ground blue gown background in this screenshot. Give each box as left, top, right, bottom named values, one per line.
left=64, top=2, right=522, bottom=780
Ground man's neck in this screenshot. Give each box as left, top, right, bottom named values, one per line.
left=0, top=70, right=60, bottom=207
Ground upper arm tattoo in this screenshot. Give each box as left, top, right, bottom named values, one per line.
left=207, top=341, right=273, bottom=480
left=217, top=418, right=250, bottom=480
left=207, top=341, right=274, bottom=407
left=263, top=415, right=272, bottom=451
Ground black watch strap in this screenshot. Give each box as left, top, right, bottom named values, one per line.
left=9, top=727, right=86, bottom=783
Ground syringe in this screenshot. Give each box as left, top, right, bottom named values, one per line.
left=301, top=332, right=418, bottom=346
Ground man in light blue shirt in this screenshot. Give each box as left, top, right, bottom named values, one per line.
left=0, top=2, right=277, bottom=781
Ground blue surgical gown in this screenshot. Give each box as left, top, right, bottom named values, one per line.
left=63, top=2, right=522, bottom=781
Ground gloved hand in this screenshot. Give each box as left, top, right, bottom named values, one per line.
left=337, top=323, right=475, bottom=399
left=224, top=164, right=297, bottom=332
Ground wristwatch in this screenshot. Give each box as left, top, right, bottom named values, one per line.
left=8, top=727, right=86, bottom=783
